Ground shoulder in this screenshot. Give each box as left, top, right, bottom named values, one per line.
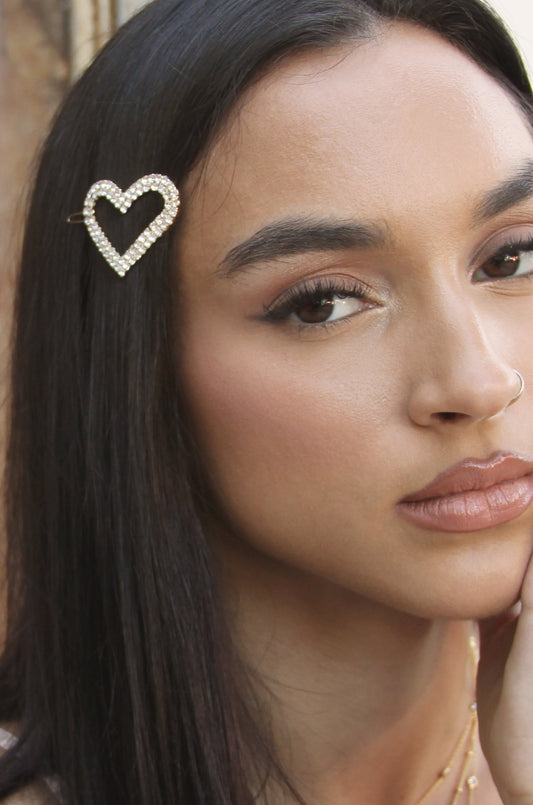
left=0, top=728, right=61, bottom=805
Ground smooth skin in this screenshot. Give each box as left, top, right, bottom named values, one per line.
left=176, top=23, right=533, bottom=805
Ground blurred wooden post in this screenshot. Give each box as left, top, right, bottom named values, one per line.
left=70, top=0, right=147, bottom=79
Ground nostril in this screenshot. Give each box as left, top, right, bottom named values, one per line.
left=435, top=411, right=466, bottom=423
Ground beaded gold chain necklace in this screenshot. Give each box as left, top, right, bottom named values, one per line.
left=415, top=636, right=479, bottom=805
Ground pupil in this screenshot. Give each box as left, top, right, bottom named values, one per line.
left=298, top=298, right=334, bottom=323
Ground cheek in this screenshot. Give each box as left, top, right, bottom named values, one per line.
left=180, top=325, right=399, bottom=561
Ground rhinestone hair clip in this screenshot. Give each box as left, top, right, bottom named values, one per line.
left=68, top=174, right=181, bottom=277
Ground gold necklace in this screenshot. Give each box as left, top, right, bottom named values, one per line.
left=415, top=636, right=479, bottom=805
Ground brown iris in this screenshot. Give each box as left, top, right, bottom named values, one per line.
left=481, top=250, right=520, bottom=278
left=296, top=296, right=339, bottom=323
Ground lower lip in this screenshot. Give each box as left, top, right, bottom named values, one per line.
left=396, top=474, right=533, bottom=532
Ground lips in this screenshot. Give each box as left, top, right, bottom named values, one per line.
left=396, top=452, right=533, bottom=532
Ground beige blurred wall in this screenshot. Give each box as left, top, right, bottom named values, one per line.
left=0, top=0, right=68, bottom=503
left=489, top=0, right=533, bottom=76
left=1, top=0, right=67, bottom=329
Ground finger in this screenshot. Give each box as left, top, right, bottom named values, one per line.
left=477, top=611, right=518, bottom=731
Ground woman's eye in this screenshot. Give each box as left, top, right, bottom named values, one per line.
left=289, top=292, right=367, bottom=324
left=263, top=280, right=374, bottom=328
left=473, top=243, right=533, bottom=282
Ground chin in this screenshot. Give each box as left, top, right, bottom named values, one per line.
left=397, top=528, right=533, bottom=621
left=398, top=578, right=524, bottom=622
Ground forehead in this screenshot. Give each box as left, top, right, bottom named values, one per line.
left=177, top=23, right=533, bottom=262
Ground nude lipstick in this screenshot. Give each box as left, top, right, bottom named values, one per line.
left=396, top=452, right=533, bottom=532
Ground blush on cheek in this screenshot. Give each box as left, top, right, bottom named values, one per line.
left=180, top=333, right=386, bottom=545
left=184, top=345, right=321, bottom=480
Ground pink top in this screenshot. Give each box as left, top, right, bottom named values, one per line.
left=0, top=728, right=62, bottom=802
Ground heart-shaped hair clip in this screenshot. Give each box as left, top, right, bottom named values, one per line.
left=68, top=174, right=181, bottom=277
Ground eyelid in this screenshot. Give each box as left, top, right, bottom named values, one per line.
left=470, top=226, right=533, bottom=284
left=471, top=223, right=533, bottom=267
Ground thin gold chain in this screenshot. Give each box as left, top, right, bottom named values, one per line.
left=449, top=703, right=478, bottom=805
left=414, top=636, right=479, bottom=805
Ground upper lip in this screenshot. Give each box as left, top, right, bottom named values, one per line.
left=400, top=451, right=533, bottom=503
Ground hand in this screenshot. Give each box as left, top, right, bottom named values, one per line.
left=477, top=555, right=533, bottom=805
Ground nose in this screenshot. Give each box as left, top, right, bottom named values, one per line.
left=406, top=300, right=523, bottom=428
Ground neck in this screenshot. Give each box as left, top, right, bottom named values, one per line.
left=215, top=531, right=475, bottom=805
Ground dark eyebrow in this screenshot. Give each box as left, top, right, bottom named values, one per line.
left=474, top=159, right=533, bottom=223
left=218, top=161, right=533, bottom=278
left=217, top=217, right=389, bottom=278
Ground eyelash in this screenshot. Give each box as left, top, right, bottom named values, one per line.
left=262, top=236, right=533, bottom=329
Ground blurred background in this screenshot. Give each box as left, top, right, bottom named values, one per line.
left=491, top=0, right=533, bottom=74
left=0, top=0, right=532, bottom=442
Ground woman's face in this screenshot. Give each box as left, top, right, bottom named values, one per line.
left=176, top=23, right=533, bottom=618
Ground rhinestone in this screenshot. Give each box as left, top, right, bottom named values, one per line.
left=467, top=776, right=479, bottom=790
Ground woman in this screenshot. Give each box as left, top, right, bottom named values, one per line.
left=2, top=0, right=533, bottom=802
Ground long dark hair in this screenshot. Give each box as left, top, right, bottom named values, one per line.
left=1, top=1, right=531, bottom=803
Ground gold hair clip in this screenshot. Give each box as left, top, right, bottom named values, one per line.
left=68, top=174, right=180, bottom=277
